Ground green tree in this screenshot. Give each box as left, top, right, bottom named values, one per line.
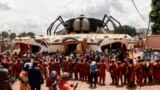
left=27, top=32, right=35, bottom=37
left=117, top=25, right=137, bottom=37
left=10, top=33, right=16, bottom=40
left=149, top=0, right=160, bottom=34
left=18, top=32, right=27, bottom=37
left=2, top=31, right=9, bottom=38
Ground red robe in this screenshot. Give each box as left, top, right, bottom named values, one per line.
left=79, top=62, right=85, bottom=80
left=55, top=62, right=60, bottom=76
left=106, top=59, right=110, bottom=71
left=153, top=63, right=159, bottom=81
left=84, top=62, right=90, bottom=81
left=96, top=63, right=101, bottom=77
left=42, top=62, right=48, bottom=78
left=48, top=62, right=54, bottom=75
left=68, top=61, right=74, bottom=74
left=158, top=63, right=160, bottom=80
left=15, top=61, right=22, bottom=78
left=38, top=63, right=44, bottom=72
left=148, top=63, right=154, bottom=76
left=116, top=64, right=123, bottom=76
left=13, top=62, right=17, bottom=78
left=99, top=63, right=106, bottom=78
left=136, top=63, right=143, bottom=85
left=109, top=63, right=116, bottom=77
left=74, top=62, right=80, bottom=80
left=62, top=61, right=68, bottom=72
left=121, top=62, right=127, bottom=75
left=129, top=64, right=135, bottom=83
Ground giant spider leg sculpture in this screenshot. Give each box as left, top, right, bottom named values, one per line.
left=102, top=14, right=123, bottom=34
left=47, top=16, right=65, bottom=35
left=47, top=15, right=123, bottom=35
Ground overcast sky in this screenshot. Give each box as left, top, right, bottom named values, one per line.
left=0, top=0, right=151, bottom=35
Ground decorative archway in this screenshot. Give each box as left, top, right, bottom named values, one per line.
left=62, top=37, right=79, bottom=44
left=61, top=37, right=80, bottom=54
left=101, top=41, right=127, bottom=53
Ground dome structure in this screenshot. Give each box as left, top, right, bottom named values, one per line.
left=73, top=15, right=90, bottom=32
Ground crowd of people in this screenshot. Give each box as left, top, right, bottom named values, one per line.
left=0, top=48, right=160, bottom=90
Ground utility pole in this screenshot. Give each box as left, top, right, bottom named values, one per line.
left=1, top=31, right=3, bottom=53
left=8, top=30, right=11, bottom=55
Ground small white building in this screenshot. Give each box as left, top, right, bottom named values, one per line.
left=13, top=34, right=133, bottom=54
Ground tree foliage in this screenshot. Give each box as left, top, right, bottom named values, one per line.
left=18, top=32, right=27, bottom=37
left=117, top=25, right=137, bottom=37
left=27, top=32, right=35, bottom=37
left=2, top=31, right=9, bottom=38
left=18, top=32, right=35, bottom=37
left=149, top=0, right=160, bottom=34
left=10, top=33, right=16, bottom=40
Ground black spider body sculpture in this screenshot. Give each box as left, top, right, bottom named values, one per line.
left=47, top=14, right=123, bottom=35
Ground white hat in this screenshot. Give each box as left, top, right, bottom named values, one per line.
left=61, top=72, right=69, bottom=80
left=91, top=61, right=96, bottom=65
left=50, top=71, right=57, bottom=79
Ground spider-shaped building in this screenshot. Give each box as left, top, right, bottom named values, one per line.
left=13, top=15, right=133, bottom=55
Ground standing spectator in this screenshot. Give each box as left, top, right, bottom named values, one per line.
left=73, top=60, right=80, bottom=80
left=84, top=60, right=90, bottom=81
left=15, top=59, right=22, bottom=79
left=19, top=64, right=30, bottom=90
left=28, top=61, right=44, bottom=90
left=59, top=72, right=78, bottom=90
left=68, top=60, right=74, bottom=80
left=136, top=60, right=143, bottom=86
left=79, top=60, right=85, bottom=81
left=99, top=60, right=106, bottom=85
left=49, top=59, right=54, bottom=75
left=148, top=61, right=154, bottom=84
left=115, top=61, right=123, bottom=85
left=49, top=70, right=58, bottom=90
left=127, top=59, right=136, bottom=88
left=89, top=61, right=98, bottom=87
left=109, top=61, right=116, bottom=84
left=0, top=64, right=13, bottom=90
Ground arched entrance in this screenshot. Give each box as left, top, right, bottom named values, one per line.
left=62, top=37, right=79, bottom=55
left=17, top=43, right=41, bottom=55
left=101, top=42, right=127, bottom=53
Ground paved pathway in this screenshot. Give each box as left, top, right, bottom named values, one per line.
left=13, top=72, right=160, bottom=90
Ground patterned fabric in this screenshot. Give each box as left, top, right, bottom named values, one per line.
left=19, top=71, right=28, bottom=83
left=90, top=64, right=97, bottom=74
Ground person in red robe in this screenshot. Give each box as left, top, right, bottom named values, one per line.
left=153, top=60, right=158, bottom=84
left=55, top=61, right=61, bottom=76
left=105, top=58, right=110, bottom=71
left=99, top=60, right=106, bottom=85
left=42, top=60, right=48, bottom=79
left=38, top=60, right=45, bottom=74
left=121, top=61, right=128, bottom=85
left=136, top=60, right=143, bottom=86
left=48, top=59, right=54, bottom=75
left=84, top=60, right=90, bottom=81
left=73, top=60, right=80, bottom=80
left=62, top=59, right=69, bottom=73
left=15, top=59, right=22, bottom=79
left=79, top=60, right=85, bottom=81
left=157, top=60, right=160, bottom=84
left=148, top=61, right=154, bottom=84
left=12, top=60, right=17, bottom=79
left=142, top=60, right=148, bottom=85
left=109, top=61, right=116, bottom=84
left=59, top=72, right=78, bottom=90
left=115, top=61, right=123, bottom=85
left=68, top=60, right=74, bottom=80
left=127, top=59, right=135, bottom=88
left=96, top=61, right=100, bottom=83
